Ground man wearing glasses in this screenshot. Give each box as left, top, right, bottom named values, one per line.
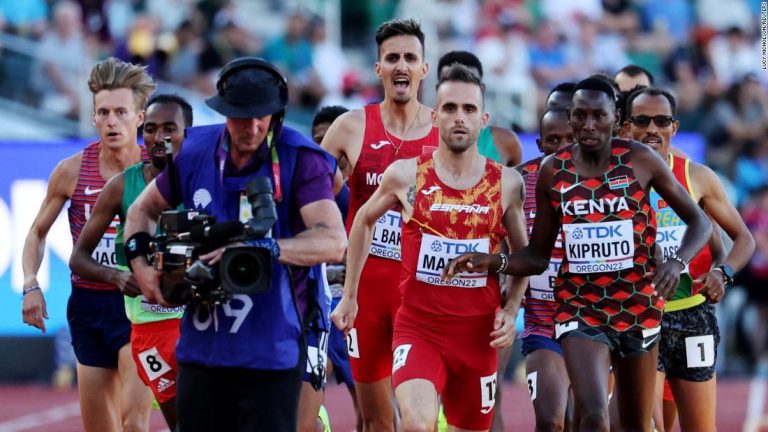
left=626, top=86, right=754, bottom=431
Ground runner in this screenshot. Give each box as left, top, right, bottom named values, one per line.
left=445, top=76, right=713, bottom=432
left=69, top=94, right=193, bottom=430
left=323, top=18, right=438, bottom=431
left=626, top=86, right=754, bottom=431
left=516, top=106, right=575, bottom=431
left=21, top=57, right=155, bottom=432
left=337, top=63, right=527, bottom=431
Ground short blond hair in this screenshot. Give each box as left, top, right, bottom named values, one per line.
left=87, top=57, right=156, bottom=111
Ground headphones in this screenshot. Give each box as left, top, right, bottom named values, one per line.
left=216, top=56, right=288, bottom=106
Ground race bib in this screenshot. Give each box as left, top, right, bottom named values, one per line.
left=92, top=233, right=118, bottom=268
left=563, top=220, right=634, bottom=273
left=656, top=225, right=689, bottom=273
left=140, top=296, right=185, bottom=314
left=370, top=209, right=402, bottom=260
left=528, top=259, right=562, bottom=301
left=416, top=233, right=489, bottom=288
left=138, top=347, right=172, bottom=381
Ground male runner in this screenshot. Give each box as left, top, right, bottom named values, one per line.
left=446, top=77, right=712, bottom=432
left=516, top=106, right=575, bottom=431
left=21, top=57, right=155, bottom=432
left=323, top=18, right=439, bottom=431
left=545, top=82, right=576, bottom=109
left=436, top=51, right=522, bottom=167
left=613, top=65, right=654, bottom=93
left=69, top=94, right=193, bottom=430
left=337, top=63, right=526, bottom=431
left=626, top=86, right=755, bottom=431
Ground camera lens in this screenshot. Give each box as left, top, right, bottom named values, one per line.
left=220, top=246, right=272, bottom=295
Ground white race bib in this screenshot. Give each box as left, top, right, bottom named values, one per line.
left=528, top=259, right=562, bottom=301
left=92, top=233, right=118, bottom=268
left=656, top=225, right=689, bottom=273
left=416, top=233, right=489, bottom=288
left=140, top=296, right=185, bottom=314
left=563, top=220, right=634, bottom=273
left=370, top=209, right=402, bottom=261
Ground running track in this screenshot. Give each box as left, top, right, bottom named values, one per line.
left=0, top=379, right=761, bottom=431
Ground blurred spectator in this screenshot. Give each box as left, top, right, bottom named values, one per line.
left=600, top=0, right=638, bottom=35
left=210, top=20, right=260, bottom=64
left=320, top=70, right=368, bottom=110
left=310, top=17, right=346, bottom=102
left=147, top=0, right=195, bottom=33
left=540, top=0, right=602, bottom=40
left=708, top=26, right=761, bottom=87
left=477, top=0, right=532, bottom=39
left=669, top=59, right=707, bottom=132
left=702, top=74, right=768, bottom=171
left=32, top=0, right=93, bottom=118
left=80, top=0, right=113, bottom=47
left=528, top=20, right=576, bottom=91
left=164, top=19, right=207, bottom=87
left=0, top=0, right=47, bottom=38
left=639, top=0, right=693, bottom=46
left=566, top=18, right=630, bottom=78
left=740, top=187, right=768, bottom=368
left=733, top=139, right=768, bottom=207
left=263, top=10, right=324, bottom=108
left=113, top=15, right=165, bottom=77
left=476, top=19, right=531, bottom=97
left=696, top=0, right=753, bottom=33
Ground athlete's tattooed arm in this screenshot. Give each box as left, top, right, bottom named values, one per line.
left=407, top=185, right=416, bottom=206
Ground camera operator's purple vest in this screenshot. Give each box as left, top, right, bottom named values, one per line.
left=172, top=124, right=334, bottom=370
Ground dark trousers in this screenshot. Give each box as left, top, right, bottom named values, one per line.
left=176, top=362, right=303, bottom=432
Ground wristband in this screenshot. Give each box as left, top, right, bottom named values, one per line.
left=495, top=253, right=509, bottom=274
left=22, top=284, right=41, bottom=297
left=124, top=232, right=153, bottom=265
left=666, top=252, right=688, bottom=269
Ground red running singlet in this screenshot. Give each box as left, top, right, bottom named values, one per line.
left=400, top=153, right=506, bottom=317
left=68, top=142, right=147, bottom=291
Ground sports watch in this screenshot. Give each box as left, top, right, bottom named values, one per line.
left=714, top=264, right=735, bottom=286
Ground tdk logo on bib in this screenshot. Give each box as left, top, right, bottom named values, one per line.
left=564, top=220, right=634, bottom=273
left=370, top=209, right=402, bottom=261
left=417, top=233, right=489, bottom=287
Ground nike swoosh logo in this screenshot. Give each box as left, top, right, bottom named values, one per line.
left=641, top=326, right=661, bottom=349
left=84, top=186, right=102, bottom=195
left=370, top=141, right=392, bottom=150
left=559, top=183, right=580, bottom=194
left=421, top=186, right=441, bottom=195
left=641, top=334, right=659, bottom=349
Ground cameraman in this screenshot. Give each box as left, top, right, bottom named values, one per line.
left=124, top=57, right=346, bottom=431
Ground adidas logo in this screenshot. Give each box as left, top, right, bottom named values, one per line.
left=157, top=377, right=174, bottom=393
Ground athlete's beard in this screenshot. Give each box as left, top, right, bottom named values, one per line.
left=442, top=130, right=477, bottom=154
left=151, top=157, right=167, bottom=171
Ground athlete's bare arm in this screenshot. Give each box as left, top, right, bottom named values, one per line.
left=631, top=142, right=712, bottom=299
left=491, top=126, right=523, bottom=167
left=690, top=162, right=755, bottom=302
left=21, top=153, right=82, bottom=333
left=320, top=109, right=366, bottom=185
left=125, top=180, right=169, bottom=306
left=69, top=173, right=141, bottom=297
left=444, top=156, right=559, bottom=278
left=491, top=166, right=528, bottom=348
left=332, top=158, right=416, bottom=335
